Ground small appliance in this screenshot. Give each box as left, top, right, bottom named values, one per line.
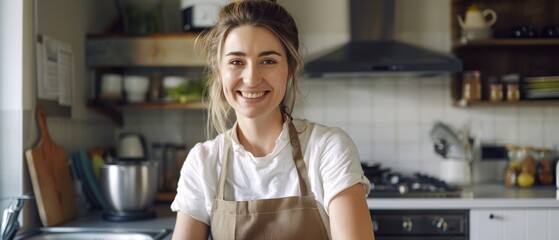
left=99, top=160, right=159, bottom=221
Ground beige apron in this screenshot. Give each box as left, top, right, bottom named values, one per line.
left=210, top=121, right=329, bottom=240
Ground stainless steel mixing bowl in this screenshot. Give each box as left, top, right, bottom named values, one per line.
left=99, top=161, right=158, bottom=212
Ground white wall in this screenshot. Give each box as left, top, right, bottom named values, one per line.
left=10, top=0, right=119, bottom=228
left=0, top=0, right=25, bottom=215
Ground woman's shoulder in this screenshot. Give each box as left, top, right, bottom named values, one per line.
left=293, top=119, right=355, bottom=149
left=294, top=119, right=350, bottom=139
left=187, top=133, right=227, bottom=165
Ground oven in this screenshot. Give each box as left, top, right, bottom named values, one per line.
left=370, top=209, right=469, bottom=240
left=363, top=163, right=470, bottom=239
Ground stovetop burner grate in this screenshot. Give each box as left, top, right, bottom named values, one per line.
left=362, top=163, right=468, bottom=198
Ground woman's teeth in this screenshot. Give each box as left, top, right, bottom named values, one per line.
left=241, top=92, right=265, bottom=99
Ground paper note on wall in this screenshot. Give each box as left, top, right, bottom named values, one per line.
left=36, top=35, right=73, bottom=106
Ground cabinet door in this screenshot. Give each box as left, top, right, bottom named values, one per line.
left=549, top=209, right=559, bottom=239
left=471, top=209, right=503, bottom=240
left=471, top=209, right=552, bottom=240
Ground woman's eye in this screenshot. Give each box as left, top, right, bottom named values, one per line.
left=229, top=60, right=243, bottom=65
left=262, top=59, right=277, bottom=65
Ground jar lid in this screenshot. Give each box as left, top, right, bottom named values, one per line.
left=464, top=70, right=481, bottom=76
left=502, top=73, right=521, bottom=83
left=486, top=76, right=500, bottom=84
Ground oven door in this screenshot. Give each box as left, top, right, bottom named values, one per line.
left=371, top=210, right=469, bottom=240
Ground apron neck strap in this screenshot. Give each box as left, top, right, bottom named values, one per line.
left=287, top=121, right=311, bottom=196
left=215, top=120, right=311, bottom=200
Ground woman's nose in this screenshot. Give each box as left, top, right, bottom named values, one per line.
left=242, top=63, right=262, bottom=86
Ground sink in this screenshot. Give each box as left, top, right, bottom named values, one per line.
left=15, top=227, right=172, bottom=240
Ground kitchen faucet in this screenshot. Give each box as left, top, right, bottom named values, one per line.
left=1, top=193, right=32, bottom=240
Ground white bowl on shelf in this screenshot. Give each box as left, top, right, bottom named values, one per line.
left=123, top=75, right=149, bottom=103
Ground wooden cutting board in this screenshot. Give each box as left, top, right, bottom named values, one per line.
left=25, top=108, right=77, bottom=226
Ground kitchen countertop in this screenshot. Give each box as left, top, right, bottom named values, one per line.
left=368, top=183, right=559, bottom=209
left=19, top=184, right=558, bottom=239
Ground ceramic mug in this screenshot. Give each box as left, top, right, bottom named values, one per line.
left=100, top=74, right=123, bottom=99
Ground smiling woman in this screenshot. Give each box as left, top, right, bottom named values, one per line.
left=170, top=1, right=375, bottom=240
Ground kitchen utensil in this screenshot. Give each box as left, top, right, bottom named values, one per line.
left=117, top=133, right=147, bottom=161
left=25, top=108, right=78, bottom=226
left=76, top=151, right=107, bottom=209
left=430, top=122, right=467, bottom=160
left=99, top=161, right=158, bottom=221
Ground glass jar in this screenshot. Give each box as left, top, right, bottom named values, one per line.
left=502, top=73, right=521, bottom=101
left=462, top=70, right=481, bottom=101
left=506, top=83, right=520, bottom=101
left=518, top=146, right=537, bottom=176
left=503, top=162, right=519, bottom=186
left=506, top=145, right=521, bottom=164
left=488, top=79, right=503, bottom=102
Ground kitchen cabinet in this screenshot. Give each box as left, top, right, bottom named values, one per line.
left=450, top=0, right=559, bottom=107
left=470, top=208, right=559, bottom=240
left=86, top=33, right=207, bottom=126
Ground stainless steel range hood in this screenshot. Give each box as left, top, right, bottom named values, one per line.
left=305, top=0, right=462, bottom=78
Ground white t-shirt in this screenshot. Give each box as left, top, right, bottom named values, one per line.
left=170, top=119, right=371, bottom=226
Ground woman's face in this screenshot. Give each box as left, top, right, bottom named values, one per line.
left=219, top=25, right=289, bottom=121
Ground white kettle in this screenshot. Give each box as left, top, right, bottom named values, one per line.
left=457, top=4, right=497, bottom=29
left=457, top=4, right=497, bottom=41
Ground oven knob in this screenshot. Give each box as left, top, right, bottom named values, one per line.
left=435, top=218, right=448, bottom=232
left=372, top=220, right=379, bottom=232
left=402, top=217, right=413, bottom=232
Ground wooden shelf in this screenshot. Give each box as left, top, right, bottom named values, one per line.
left=86, top=33, right=206, bottom=67
left=453, top=39, right=559, bottom=49
left=450, top=0, right=559, bottom=108
left=453, top=99, right=559, bottom=107
left=87, top=100, right=206, bottom=126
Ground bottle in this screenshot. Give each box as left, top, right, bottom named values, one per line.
left=149, top=72, right=164, bottom=102
left=462, top=70, right=481, bottom=101
left=536, top=148, right=554, bottom=185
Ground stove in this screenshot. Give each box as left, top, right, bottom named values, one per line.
left=363, top=164, right=471, bottom=239
left=363, top=163, right=467, bottom=199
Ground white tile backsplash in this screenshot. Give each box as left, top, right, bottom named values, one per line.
left=113, top=76, right=559, bottom=183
